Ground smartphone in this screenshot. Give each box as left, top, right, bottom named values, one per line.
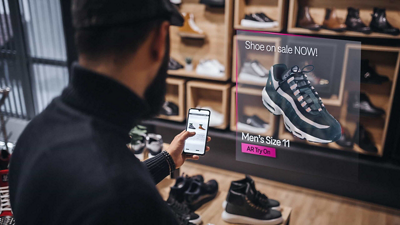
left=183, top=108, right=211, bottom=156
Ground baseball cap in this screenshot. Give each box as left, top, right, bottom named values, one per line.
left=72, top=0, right=184, bottom=29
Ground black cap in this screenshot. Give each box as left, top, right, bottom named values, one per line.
left=72, top=0, right=184, bottom=29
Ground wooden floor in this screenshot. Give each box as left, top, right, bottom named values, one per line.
left=157, top=162, right=400, bottom=225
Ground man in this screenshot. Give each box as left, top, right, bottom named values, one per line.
left=9, top=0, right=210, bottom=224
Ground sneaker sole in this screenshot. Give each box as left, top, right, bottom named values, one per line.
left=262, top=87, right=333, bottom=143
left=178, top=32, right=206, bottom=39
left=222, top=200, right=281, bottom=211
left=189, top=216, right=202, bottom=225
left=222, top=211, right=283, bottom=225
left=241, top=19, right=278, bottom=28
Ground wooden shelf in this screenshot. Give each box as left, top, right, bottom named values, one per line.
left=287, top=0, right=400, bottom=39
left=234, top=0, right=287, bottom=32
left=187, top=81, right=231, bottom=130
left=157, top=78, right=186, bottom=122
left=170, top=0, right=233, bottom=82
left=168, top=69, right=229, bottom=81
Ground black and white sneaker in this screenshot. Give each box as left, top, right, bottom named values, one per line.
left=161, top=101, right=179, bottom=116
left=241, top=13, right=278, bottom=28
left=146, top=133, right=163, bottom=157
left=169, top=58, right=184, bottom=70
left=239, top=60, right=269, bottom=83
left=237, top=115, right=270, bottom=134
left=222, top=175, right=280, bottom=211
left=222, top=183, right=283, bottom=225
left=167, top=198, right=202, bottom=225
left=263, top=64, right=341, bottom=143
left=184, top=179, right=218, bottom=211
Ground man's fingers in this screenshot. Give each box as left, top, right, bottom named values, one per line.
left=206, top=146, right=210, bottom=152
left=207, top=136, right=211, bottom=142
left=180, top=131, right=196, bottom=140
left=185, top=155, right=199, bottom=160
left=176, top=130, right=186, bottom=139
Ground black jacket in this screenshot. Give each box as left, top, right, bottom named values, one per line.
left=9, top=64, right=178, bottom=224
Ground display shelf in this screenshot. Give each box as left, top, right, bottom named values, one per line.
left=157, top=78, right=186, bottom=122
left=232, top=35, right=281, bottom=86
left=234, top=0, right=287, bottom=32
left=187, top=81, right=231, bottom=130
left=168, top=69, right=228, bottom=81
left=169, top=0, right=233, bottom=81
left=230, top=86, right=276, bottom=137
left=287, top=0, right=400, bottom=39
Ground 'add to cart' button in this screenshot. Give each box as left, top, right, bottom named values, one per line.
left=241, top=143, right=276, bottom=158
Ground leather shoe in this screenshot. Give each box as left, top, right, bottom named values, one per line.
left=322, top=8, right=346, bottom=32
left=345, top=7, right=371, bottom=34
left=297, top=6, right=321, bottom=31
left=361, top=60, right=389, bottom=84
left=355, top=125, right=378, bottom=153
left=348, top=92, right=385, bottom=117
left=370, top=8, right=400, bottom=35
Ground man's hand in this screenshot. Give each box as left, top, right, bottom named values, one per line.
left=166, top=130, right=211, bottom=169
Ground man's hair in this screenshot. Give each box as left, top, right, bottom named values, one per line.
left=75, top=20, right=164, bottom=61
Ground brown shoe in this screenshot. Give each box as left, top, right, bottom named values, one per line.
left=322, top=8, right=346, bottom=32
left=297, top=6, right=321, bottom=31
left=178, top=13, right=206, bottom=39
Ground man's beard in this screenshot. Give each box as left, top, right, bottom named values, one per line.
left=142, top=35, right=170, bottom=119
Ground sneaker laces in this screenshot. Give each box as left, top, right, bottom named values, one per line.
left=0, top=186, right=11, bottom=214
left=255, top=190, right=268, bottom=203
left=282, top=65, right=324, bottom=113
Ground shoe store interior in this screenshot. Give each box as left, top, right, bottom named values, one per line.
left=1, top=0, right=400, bottom=224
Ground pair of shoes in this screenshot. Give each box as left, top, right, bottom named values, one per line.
left=196, top=59, right=225, bottom=77
left=263, top=64, right=342, bottom=143
left=197, top=106, right=224, bottom=127
left=222, top=176, right=283, bottom=225
left=360, top=60, right=389, bottom=84
left=169, top=58, right=184, bottom=70
left=128, top=126, right=163, bottom=160
left=187, top=123, right=206, bottom=130
left=167, top=198, right=202, bottom=225
left=298, top=7, right=345, bottom=31
left=161, top=101, right=179, bottom=116
left=237, top=115, right=270, bottom=134
left=348, top=92, right=385, bottom=117
left=241, top=13, right=278, bottom=28
left=239, top=60, right=269, bottom=83
left=169, top=174, right=218, bottom=211
left=179, top=13, right=205, bottom=39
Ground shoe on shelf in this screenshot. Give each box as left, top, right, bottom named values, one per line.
left=196, top=59, right=224, bottom=77
left=0, top=170, right=15, bottom=225
left=298, top=60, right=329, bottom=89
left=262, top=64, right=341, bottom=143
left=188, top=123, right=196, bottom=130
left=146, top=134, right=163, bottom=157
left=241, top=13, right=278, bottom=28
left=222, top=183, right=283, bottom=225
left=355, top=125, right=378, bottom=153
left=200, top=0, right=225, bottom=7
left=169, top=58, right=184, bottom=70
left=297, top=6, right=321, bottom=31
left=184, top=179, right=218, bottom=211
left=197, top=106, right=224, bottom=127
left=222, top=175, right=281, bottom=211
left=169, top=174, right=204, bottom=203
left=360, top=60, right=389, bottom=84
left=239, top=60, right=269, bottom=84
left=167, top=198, right=202, bottom=225
left=237, top=115, right=270, bottom=134
left=347, top=92, right=385, bottom=117
left=335, top=126, right=354, bottom=148
left=370, top=8, right=400, bottom=35
left=345, top=7, right=371, bottom=34
left=322, top=8, right=346, bottom=32
left=179, top=13, right=206, bottom=39
left=161, top=101, right=179, bottom=116
left=128, top=125, right=147, bottom=160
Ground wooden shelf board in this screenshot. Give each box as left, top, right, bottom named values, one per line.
left=235, top=25, right=282, bottom=32
left=168, top=69, right=229, bottom=81
left=287, top=27, right=400, bottom=39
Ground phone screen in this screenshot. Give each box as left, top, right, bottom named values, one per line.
left=184, top=108, right=210, bottom=155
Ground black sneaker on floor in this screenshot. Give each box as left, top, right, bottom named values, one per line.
left=222, top=175, right=280, bottom=211
left=167, top=198, right=202, bottom=225
left=169, top=174, right=204, bottom=203
left=222, top=183, right=283, bottom=225
left=184, top=179, right=218, bottom=211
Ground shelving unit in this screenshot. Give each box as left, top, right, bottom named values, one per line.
left=157, top=78, right=186, bottom=122
left=234, top=0, right=287, bottom=32
left=187, top=81, right=231, bottom=130
left=168, top=0, right=234, bottom=81
left=287, top=0, right=400, bottom=39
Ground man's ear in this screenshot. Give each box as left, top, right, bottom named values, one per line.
left=152, top=21, right=170, bottom=61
